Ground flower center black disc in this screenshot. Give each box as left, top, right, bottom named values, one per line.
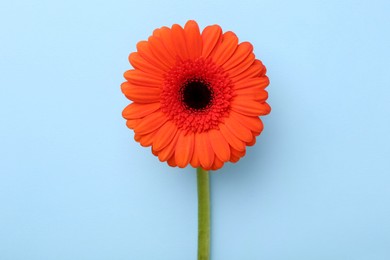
left=182, top=80, right=213, bottom=110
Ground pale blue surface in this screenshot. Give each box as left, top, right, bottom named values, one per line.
left=1, top=0, right=390, bottom=259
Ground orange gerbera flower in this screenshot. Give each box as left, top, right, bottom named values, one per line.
left=121, top=20, right=270, bottom=170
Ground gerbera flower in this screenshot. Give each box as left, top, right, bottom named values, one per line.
left=121, top=20, right=270, bottom=170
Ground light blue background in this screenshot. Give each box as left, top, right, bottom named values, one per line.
left=1, top=0, right=389, bottom=259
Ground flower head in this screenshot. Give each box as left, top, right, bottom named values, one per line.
left=121, top=20, right=270, bottom=170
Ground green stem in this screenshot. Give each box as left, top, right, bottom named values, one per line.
left=197, top=167, right=210, bottom=260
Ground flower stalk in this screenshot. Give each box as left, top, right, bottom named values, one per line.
left=197, top=167, right=210, bottom=260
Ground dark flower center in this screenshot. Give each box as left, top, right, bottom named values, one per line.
left=181, top=79, right=213, bottom=110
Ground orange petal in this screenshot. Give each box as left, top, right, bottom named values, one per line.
left=252, top=127, right=262, bottom=137
left=148, top=35, right=176, bottom=68
left=211, top=156, right=224, bottom=171
left=230, top=147, right=246, bottom=163
left=219, top=123, right=246, bottom=152
left=201, top=25, right=222, bottom=58
left=123, top=70, right=163, bottom=87
left=234, top=88, right=268, bottom=102
left=136, top=131, right=156, bottom=147
left=134, top=110, right=168, bottom=135
left=184, top=20, right=202, bottom=59
left=171, top=24, right=189, bottom=61
left=195, top=132, right=215, bottom=170
left=175, top=131, right=194, bottom=168
left=126, top=119, right=139, bottom=129
left=167, top=155, right=177, bottom=167
left=232, top=60, right=265, bottom=83
left=258, top=60, right=267, bottom=76
left=152, top=120, right=178, bottom=152
left=152, top=27, right=163, bottom=38
left=260, top=102, right=272, bottom=116
left=229, top=111, right=264, bottom=133
left=246, top=136, right=256, bottom=146
left=233, top=76, right=269, bottom=90
left=155, top=27, right=178, bottom=60
left=230, top=153, right=239, bottom=163
left=129, top=52, right=165, bottom=76
left=208, top=129, right=230, bottom=162
left=151, top=147, right=158, bottom=156
left=122, top=102, right=160, bottom=120
left=190, top=143, right=200, bottom=168
left=227, top=53, right=255, bottom=78
left=224, top=115, right=253, bottom=143
left=222, top=42, right=253, bottom=71
left=137, top=41, right=170, bottom=71
left=157, top=130, right=180, bottom=162
left=121, top=82, right=160, bottom=103
left=134, top=132, right=141, bottom=142
left=231, top=98, right=271, bottom=116
left=211, top=31, right=238, bottom=66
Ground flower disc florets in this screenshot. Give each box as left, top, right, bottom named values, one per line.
left=161, top=58, right=233, bottom=133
